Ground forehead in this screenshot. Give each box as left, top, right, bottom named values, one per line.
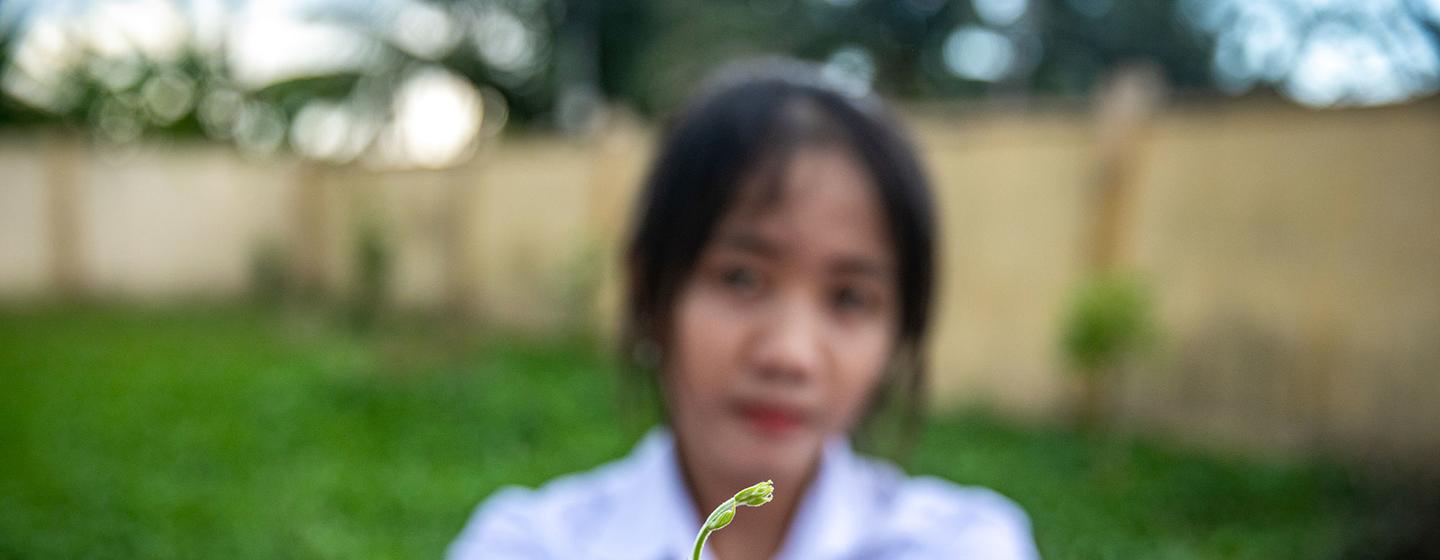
left=716, top=147, right=894, bottom=265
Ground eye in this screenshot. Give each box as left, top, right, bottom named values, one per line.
left=831, top=285, right=875, bottom=314
left=719, top=265, right=763, bottom=295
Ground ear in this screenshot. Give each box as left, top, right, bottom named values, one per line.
left=631, top=336, right=662, bottom=371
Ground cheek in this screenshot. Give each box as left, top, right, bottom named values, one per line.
left=666, top=288, right=747, bottom=411
left=826, top=328, right=895, bottom=431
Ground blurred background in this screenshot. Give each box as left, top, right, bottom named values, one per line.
left=2, top=0, right=1439, bottom=558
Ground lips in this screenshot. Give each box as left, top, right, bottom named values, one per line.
left=735, top=401, right=807, bottom=438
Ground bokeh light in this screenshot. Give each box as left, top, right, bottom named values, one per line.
left=821, top=45, right=875, bottom=97
left=974, top=0, right=1029, bottom=27
left=945, top=24, right=1015, bottom=82
left=379, top=66, right=483, bottom=169
left=1181, top=0, right=1440, bottom=107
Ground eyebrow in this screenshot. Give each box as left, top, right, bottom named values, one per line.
left=716, top=230, right=893, bottom=279
left=715, top=231, right=780, bottom=258
left=828, top=257, right=893, bottom=280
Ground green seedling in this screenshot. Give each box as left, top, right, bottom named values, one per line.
left=691, top=480, right=775, bottom=560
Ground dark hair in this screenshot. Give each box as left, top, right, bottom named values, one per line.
left=620, top=59, right=937, bottom=463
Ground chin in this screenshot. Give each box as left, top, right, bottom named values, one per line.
left=725, top=424, right=822, bottom=476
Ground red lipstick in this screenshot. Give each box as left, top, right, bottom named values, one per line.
left=737, top=403, right=805, bottom=438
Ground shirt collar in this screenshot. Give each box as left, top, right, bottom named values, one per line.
left=591, top=427, right=702, bottom=560
left=591, top=427, right=867, bottom=560
left=774, top=435, right=867, bottom=560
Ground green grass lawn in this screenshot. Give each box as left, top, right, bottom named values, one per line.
left=0, top=307, right=1370, bottom=559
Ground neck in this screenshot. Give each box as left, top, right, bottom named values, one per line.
left=675, top=438, right=822, bottom=560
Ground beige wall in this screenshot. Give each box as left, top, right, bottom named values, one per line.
left=0, top=137, right=298, bottom=299
left=2, top=98, right=1437, bottom=472
left=1122, top=101, right=1440, bottom=469
left=915, top=111, right=1097, bottom=423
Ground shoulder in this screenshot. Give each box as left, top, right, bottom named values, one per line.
left=855, top=458, right=1039, bottom=559
left=888, top=475, right=1038, bottom=558
left=446, top=458, right=632, bottom=560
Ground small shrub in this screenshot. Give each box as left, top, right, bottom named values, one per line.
left=1061, top=273, right=1157, bottom=428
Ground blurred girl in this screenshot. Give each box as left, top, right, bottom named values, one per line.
left=449, top=60, right=1039, bottom=560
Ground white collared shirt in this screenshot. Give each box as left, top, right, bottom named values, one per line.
left=448, top=428, right=1039, bottom=560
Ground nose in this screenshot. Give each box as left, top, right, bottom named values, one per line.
left=751, top=294, right=825, bottom=385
